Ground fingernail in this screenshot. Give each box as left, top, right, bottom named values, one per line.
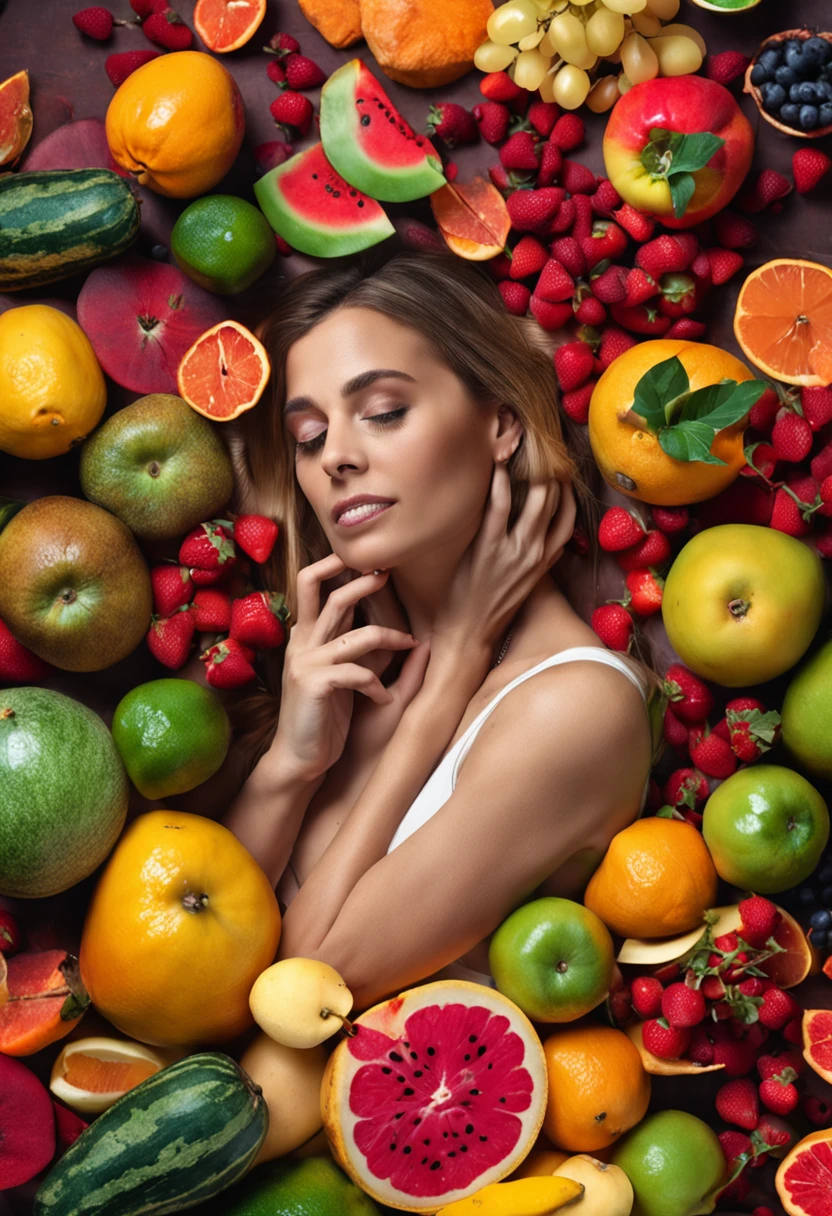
left=373, top=568, right=386, bottom=575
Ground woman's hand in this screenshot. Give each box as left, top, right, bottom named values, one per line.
left=269, top=554, right=424, bottom=783
left=426, top=463, right=578, bottom=679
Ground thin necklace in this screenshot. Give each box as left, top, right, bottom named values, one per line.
left=493, top=626, right=514, bottom=669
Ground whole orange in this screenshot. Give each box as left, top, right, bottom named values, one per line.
left=105, top=51, right=245, bottom=198
left=584, top=818, right=718, bottom=939
left=79, top=810, right=280, bottom=1047
left=588, top=339, right=755, bottom=506
left=542, top=1025, right=651, bottom=1152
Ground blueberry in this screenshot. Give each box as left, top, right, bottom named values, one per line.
left=750, top=62, right=771, bottom=85
left=821, top=102, right=832, bottom=126
left=800, top=104, right=820, bottom=130
left=787, top=48, right=811, bottom=77
left=780, top=103, right=801, bottom=127
left=804, top=36, right=832, bottom=67
left=776, top=65, right=799, bottom=87
left=798, top=81, right=819, bottom=104
left=150, top=244, right=168, bottom=261
left=800, top=886, right=818, bottom=906
left=822, top=884, right=832, bottom=904
left=816, top=80, right=832, bottom=102
left=819, top=862, right=832, bottom=884
left=761, top=82, right=787, bottom=112
left=810, top=908, right=832, bottom=930
left=814, top=929, right=829, bottom=951
left=790, top=83, right=804, bottom=102
left=759, top=48, right=783, bottom=74
left=784, top=39, right=803, bottom=57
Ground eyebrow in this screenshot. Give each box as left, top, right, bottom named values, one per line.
left=283, top=368, right=417, bottom=417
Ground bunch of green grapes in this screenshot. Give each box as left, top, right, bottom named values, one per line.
left=474, top=0, right=707, bottom=111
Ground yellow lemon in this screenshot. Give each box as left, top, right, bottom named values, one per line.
left=0, top=305, right=105, bottom=459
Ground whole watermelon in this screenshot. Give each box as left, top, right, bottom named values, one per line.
left=0, top=687, right=128, bottom=898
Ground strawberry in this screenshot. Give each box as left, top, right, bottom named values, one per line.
left=570, top=193, right=594, bottom=242
left=591, top=603, right=634, bottom=652
left=741, top=441, right=777, bottom=482
left=759, top=1072, right=799, bottom=1116
left=624, top=266, right=659, bottom=306
left=147, top=608, right=195, bottom=670
left=609, top=302, right=671, bottom=336
left=631, top=976, right=663, bottom=1018
left=626, top=568, right=663, bottom=615
left=105, top=49, right=161, bottom=86
left=657, top=272, right=702, bottom=318
left=527, top=100, right=559, bottom=137
left=727, top=704, right=781, bottom=764
left=782, top=1015, right=803, bottom=1045
left=589, top=178, right=622, bottom=216
left=488, top=164, right=516, bottom=195
left=665, top=706, right=693, bottom=749
left=270, top=91, right=314, bottom=137
left=704, top=248, right=744, bottom=286
left=550, top=237, right=585, bottom=279
left=652, top=505, right=689, bottom=534
left=180, top=523, right=236, bottom=572
left=536, top=257, right=575, bottom=303
left=812, top=438, right=832, bottom=483
left=617, top=530, right=672, bottom=571
left=717, top=1078, right=760, bottom=1131
left=770, top=487, right=812, bottom=538
left=665, top=318, right=707, bottom=341
left=706, top=50, right=751, bottom=86
left=192, top=589, right=232, bottom=633
left=488, top=252, right=513, bottom=281
left=267, top=60, right=287, bottom=85
left=0, top=618, right=51, bottom=682
left=664, top=767, right=708, bottom=809
left=499, top=132, right=540, bottom=172
left=753, top=1115, right=793, bottom=1154
left=739, top=977, right=765, bottom=999
left=758, top=988, right=800, bottom=1030
left=232, top=514, right=279, bottom=564
left=642, top=1018, right=690, bottom=1059
left=473, top=101, right=511, bottom=146
left=735, top=169, right=792, bottom=214
left=636, top=234, right=690, bottom=279
left=282, top=53, right=327, bottom=91
left=561, top=159, right=597, bottom=195
left=230, top=591, right=289, bottom=649
left=581, top=220, right=627, bottom=268
left=554, top=339, right=594, bottom=390
left=690, top=730, right=737, bottom=779
left=0, top=909, right=20, bottom=955
left=507, top=188, right=565, bottom=234
left=587, top=266, right=625, bottom=306
left=142, top=8, right=194, bottom=50
left=802, top=1095, right=832, bottom=1126
left=661, top=982, right=706, bottom=1028
left=672, top=232, right=699, bottom=266
left=713, top=1037, right=757, bottom=1076
left=772, top=411, right=813, bottom=462
left=713, top=211, right=758, bottom=250
left=689, top=1025, right=715, bottom=1065
left=802, top=385, right=832, bottom=431
left=130, top=0, right=168, bottom=14
left=793, top=147, right=832, bottom=195
left=72, top=6, right=115, bottom=38
left=529, top=295, right=572, bottom=331
left=479, top=71, right=524, bottom=102
left=150, top=565, right=193, bottom=618
left=201, top=637, right=257, bottom=689
left=266, top=31, right=301, bottom=54
left=614, top=203, right=655, bottom=243
left=663, top=663, right=714, bottom=723
left=573, top=294, right=606, bottom=327
left=757, top=1051, right=804, bottom=1081
left=560, top=379, right=596, bottom=424
left=702, top=975, right=726, bottom=1000
left=550, top=113, right=584, bottom=151
left=499, top=281, right=531, bottom=316
left=509, top=235, right=550, bottom=280
left=598, top=326, right=637, bottom=370
left=550, top=199, right=577, bottom=236
left=719, top=1129, right=754, bottom=1169
left=536, top=140, right=563, bottom=188
left=254, top=141, right=293, bottom=176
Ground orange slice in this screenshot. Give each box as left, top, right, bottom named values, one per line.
left=776, top=1129, right=832, bottom=1216
left=430, top=177, right=510, bottom=262
left=193, top=0, right=267, bottom=52
left=177, top=319, right=271, bottom=421
left=50, top=1036, right=165, bottom=1114
left=734, top=259, right=832, bottom=387
left=802, top=1009, right=832, bottom=1084
left=0, top=70, right=33, bottom=168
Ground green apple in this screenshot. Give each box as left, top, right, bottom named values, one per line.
left=702, top=764, right=829, bottom=893
left=612, top=1110, right=726, bottom=1216
left=488, top=897, right=615, bottom=1022
left=782, top=638, right=832, bottom=782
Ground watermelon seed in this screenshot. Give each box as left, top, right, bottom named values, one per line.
left=357, top=201, right=365, bottom=208
left=448, top=1151, right=456, bottom=1157
left=389, top=1051, right=403, bottom=1061
left=427, top=1047, right=435, bottom=1055
left=480, top=1135, right=488, bottom=1142
left=397, top=1075, right=405, bottom=1082
left=403, top=1146, right=411, bottom=1154
left=361, top=115, right=370, bottom=126
left=381, top=1067, right=392, bottom=1074
left=430, top=1161, right=441, bottom=1170
left=421, top=1157, right=428, bottom=1165
left=469, top=1089, right=480, bottom=1095
left=403, top=1087, right=415, bottom=1095
left=460, top=1145, right=468, bottom=1152
left=423, top=1138, right=430, bottom=1145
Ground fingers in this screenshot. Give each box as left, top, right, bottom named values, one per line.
left=319, top=625, right=418, bottom=665
left=544, top=481, right=578, bottom=567
left=388, top=639, right=431, bottom=707
left=317, top=662, right=394, bottom=706
left=476, top=461, right=513, bottom=551
left=310, top=569, right=392, bottom=645
left=295, top=553, right=346, bottom=630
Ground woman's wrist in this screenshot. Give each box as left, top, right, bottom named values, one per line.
left=255, top=740, right=329, bottom=792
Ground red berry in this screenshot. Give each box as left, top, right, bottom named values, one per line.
left=509, top=235, right=550, bottom=280
left=553, top=339, right=594, bottom=391
left=749, top=386, right=781, bottom=432
left=614, top=202, right=655, bottom=242
left=142, top=8, right=194, bottom=50
left=635, top=234, right=690, bottom=279
left=735, top=169, right=792, bottom=214
left=626, top=568, right=663, bottom=616
left=590, top=264, right=628, bottom=305
left=802, top=385, right=832, bottom=431
left=793, top=147, right=832, bottom=195
left=479, top=71, right=524, bottom=103
left=690, top=729, right=737, bottom=779
left=663, top=706, right=691, bottom=750
left=499, top=132, right=540, bottom=172
left=598, top=326, right=636, bottom=370
left=642, top=1018, right=691, bottom=1059
left=651, top=505, right=689, bottom=533
left=233, top=514, right=279, bottom=564
left=283, top=52, right=327, bottom=91
left=617, top=530, right=672, bottom=572
left=704, top=248, right=744, bottom=286
left=536, top=140, right=563, bottom=188
left=499, top=280, right=531, bottom=316
left=663, top=663, right=713, bottom=724
left=631, top=976, right=663, bottom=1019
left=758, top=988, right=800, bottom=1031
left=230, top=592, right=289, bottom=650
left=550, top=236, right=586, bottom=279
left=591, top=603, right=633, bottom=652
left=759, top=1074, right=799, bottom=1116
left=270, top=91, right=314, bottom=137
left=665, top=318, right=707, bottom=341
left=529, top=295, right=572, bottom=331
left=105, top=49, right=161, bottom=86
left=738, top=895, right=779, bottom=948
left=772, top=410, right=813, bottom=462
left=507, top=188, right=566, bottom=235
left=589, top=177, right=622, bottom=216
left=0, top=618, right=51, bottom=682
left=266, top=31, right=301, bottom=54
left=550, top=113, right=584, bottom=151
left=560, top=380, right=596, bottom=425
left=561, top=159, right=596, bottom=196
left=661, top=982, right=706, bottom=1028
left=713, top=211, right=758, bottom=250
left=706, top=50, right=751, bottom=86
left=663, top=767, right=709, bottom=810
left=712, top=1037, right=757, bottom=1076
left=473, top=101, right=511, bottom=145
left=150, top=565, right=193, bottom=618
left=146, top=608, right=195, bottom=670
left=716, top=1078, right=759, bottom=1131
left=0, top=909, right=21, bottom=955
left=192, top=589, right=232, bottom=633
left=201, top=637, right=257, bottom=689
left=609, top=301, right=672, bottom=337
left=802, top=1095, right=832, bottom=1126
left=527, top=100, right=559, bottom=138
left=72, top=6, right=115, bottom=39
left=598, top=506, right=645, bottom=552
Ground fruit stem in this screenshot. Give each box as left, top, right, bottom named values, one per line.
left=728, top=598, right=750, bottom=618
left=0, top=708, right=14, bottom=720
left=321, top=1007, right=357, bottom=1036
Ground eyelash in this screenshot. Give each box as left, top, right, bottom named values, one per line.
left=294, top=406, right=410, bottom=456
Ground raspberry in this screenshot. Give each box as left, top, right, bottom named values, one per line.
left=661, top=982, right=706, bottom=1028
left=642, top=1018, right=691, bottom=1059
left=631, top=976, right=663, bottom=1018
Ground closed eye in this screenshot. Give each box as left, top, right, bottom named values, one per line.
left=294, top=406, right=410, bottom=456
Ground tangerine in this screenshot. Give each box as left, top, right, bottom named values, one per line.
left=542, top=1025, right=650, bottom=1152
left=193, top=0, right=266, bottom=51
left=734, top=259, right=832, bottom=388
left=583, top=817, right=718, bottom=939
left=588, top=339, right=755, bottom=506
left=177, top=320, right=271, bottom=421
left=776, top=1128, right=832, bottom=1216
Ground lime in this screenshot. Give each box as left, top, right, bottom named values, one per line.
left=702, top=764, right=829, bottom=894
left=202, top=1157, right=382, bottom=1215
left=489, top=897, right=615, bottom=1022
left=171, top=195, right=276, bottom=295
left=611, top=1110, right=726, bottom=1216
left=112, top=678, right=230, bottom=800
left=782, top=638, right=832, bottom=782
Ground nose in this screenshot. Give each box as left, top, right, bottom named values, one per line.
left=319, top=415, right=368, bottom=479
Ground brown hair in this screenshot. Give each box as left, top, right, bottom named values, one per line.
left=228, top=244, right=649, bottom=769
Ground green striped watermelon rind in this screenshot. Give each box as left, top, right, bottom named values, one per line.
left=254, top=143, right=394, bottom=259
left=320, top=59, right=446, bottom=204
left=33, top=1052, right=268, bottom=1216
left=0, top=168, right=140, bottom=292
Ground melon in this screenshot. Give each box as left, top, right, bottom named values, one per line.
left=321, top=980, right=548, bottom=1213
left=254, top=142, right=394, bottom=258
left=320, top=59, right=446, bottom=203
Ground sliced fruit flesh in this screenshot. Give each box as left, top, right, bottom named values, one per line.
left=62, top=1052, right=160, bottom=1093
left=179, top=323, right=269, bottom=419
left=194, top=0, right=266, bottom=50
left=779, top=1136, right=832, bottom=1216
left=430, top=179, right=511, bottom=251
left=735, top=260, right=832, bottom=386
left=0, top=70, right=33, bottom=167
left=803, top=1010, right=832, bottom=1081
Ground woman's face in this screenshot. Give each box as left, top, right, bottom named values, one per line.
left=283, top=307, right=517, bottom=571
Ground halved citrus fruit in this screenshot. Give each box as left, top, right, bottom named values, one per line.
left=776, top=1128, right=832, bottom=1216
left=734, top=259, right=832, bottom=387
left=193, top=0, right=267, bottom=52
left=0, top=69, right=33, bottom=168
left=50, top=1036, right=165, bottom=1114
left=430, top=178, right=510, bottom=262
left=802, top=1009, right=832, bottom=1084
left=625, top=1021, right=724, bottom=1077
left=177, top=319, right=271, bottom=421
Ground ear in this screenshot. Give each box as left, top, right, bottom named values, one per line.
left=493, top=403, right=525, bottom=463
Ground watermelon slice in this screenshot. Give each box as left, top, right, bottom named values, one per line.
left=320, top=58, right=446, bottom=203
left=253, top=142, right=394, bottom=259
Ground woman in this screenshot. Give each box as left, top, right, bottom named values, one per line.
left=222, top=248, right=654, bottom=1012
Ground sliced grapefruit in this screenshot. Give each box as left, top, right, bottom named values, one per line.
left=177, top=319, right=271, bottom=421
left=625, top=1022, right=724, bottom=1077
left=0, top=70, right=33, bottom=168
left=50, top=1036, right=165, bottom=1114
left=430, top=178, right=510, bottom=262
left=734, top=259, right=832, bottom=388
left=193, top=0, right=267, bottom=52
left=802, top=1009, right=832, bottom=1084
left=776, top=1128, right=832, bottom=1216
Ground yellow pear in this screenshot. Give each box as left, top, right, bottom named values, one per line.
left=554, top=1155, right=634, bottom=1215
left=240, top=1032, right=328, bottom=1165
left=249, top=957, right=353, bottom=1049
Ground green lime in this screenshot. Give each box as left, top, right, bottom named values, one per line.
left=112, top=678, right=230, bottom=800
left=611, top=1110, right=726, bottom=1216
left=702, top=763, right=829, bottom=894
left=201, top=1157, right=382, bottom=1216
left=488, top=896, right=615, bottom=1022
left=782, top=638, right=832, bottom=782
left=171, top=195, right=276, bottom=295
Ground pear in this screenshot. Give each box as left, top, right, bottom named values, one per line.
left=250, top=958, right=353, bottom=1049
left=554, top=1155, right=634, bottom=1215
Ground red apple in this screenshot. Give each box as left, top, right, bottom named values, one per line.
left=603, top=77, right=754, bottom=229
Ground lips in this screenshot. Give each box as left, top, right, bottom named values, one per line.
left=332, top=495, right=395, bottom=524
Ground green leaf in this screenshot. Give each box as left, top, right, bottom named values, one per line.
left=668, top=132, right=726, bottom=176
left=669, top=172, right=696, bottom=219
left=681, top=379, right=768, bottom=432
left=633, top=356, right=690, bottom=432
left=679, top=381, right=737, bottom=423
left=659, top=420, right=727, bottom=465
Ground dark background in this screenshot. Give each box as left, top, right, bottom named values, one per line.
left=1, top=0, right=831, bottom=1212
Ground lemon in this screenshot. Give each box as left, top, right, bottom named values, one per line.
left=171, top=195, right=276, bottom=294
left=0, top=305, right=106, bottom=459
